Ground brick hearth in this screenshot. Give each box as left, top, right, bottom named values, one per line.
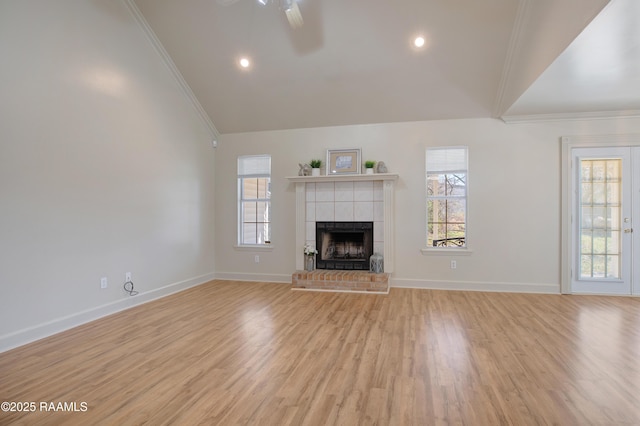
left=291, top=270, right=389, bottom=293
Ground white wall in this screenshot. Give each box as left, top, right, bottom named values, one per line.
left=215, top=118, right=640, bottom=292
left=0, top=0, right=216, bottom=351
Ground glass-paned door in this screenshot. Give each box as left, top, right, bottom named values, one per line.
left=571, top=147, right=632, bottom=294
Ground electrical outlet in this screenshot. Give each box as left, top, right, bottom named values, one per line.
left=126, top=272, right=132, bottom=282
left=254, top=255, right=260, bottom=263
left=100, top=277, right=108, bottom=289
left=450, top=260, right=457, bottom=269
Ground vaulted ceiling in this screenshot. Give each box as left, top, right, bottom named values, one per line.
left=132, top=0, right=640, bottom=135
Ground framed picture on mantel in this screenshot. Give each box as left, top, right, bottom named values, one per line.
left=327, top=148, right=361, bottom=175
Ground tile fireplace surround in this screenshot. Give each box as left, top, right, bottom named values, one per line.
left=287, top=173, right=398, bottom=291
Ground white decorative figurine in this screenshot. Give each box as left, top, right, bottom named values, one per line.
left=298, top=163, right=312, bottom=176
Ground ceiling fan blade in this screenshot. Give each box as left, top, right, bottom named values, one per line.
left=284, top=1, right=303, bottom=28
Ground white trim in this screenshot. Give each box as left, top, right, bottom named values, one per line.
left=295, top=182, right=306, bottom=270
left=383, top=180, right=395, bottom=273
left=0, top=272, right=215, bottom=353
left=503, top=110, right=640, bottom=124
left=391, top=278, right=558, bottom=294
left=286, top=173, right=398, bottom=183
left=233, top=244, right=275, bottom=251
left=122, top=0, right=220, bottom=140
left=420, top=248, right=473, bottom=256
left=492, top=0, right=532, bottom=117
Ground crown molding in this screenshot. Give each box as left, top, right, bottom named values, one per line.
left=122, top=0, right=220, bottom=140
left=501, top=110, right=640, bottom=124
left=492, top=0, right=532, bottom=118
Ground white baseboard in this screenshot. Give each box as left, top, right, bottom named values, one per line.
left=0, top=272, right=215, bottom=354
left=214, top=272, right=292, bottom=283
left=391, top=278, right=559, bottom=294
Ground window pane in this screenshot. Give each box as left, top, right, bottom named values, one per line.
left=579, top=158, right=621, bottom=279
left=428, top=199, right=465, bottom=224
left=581, top=163, right=592, bottom=181
left=591, top=230, right=606, bottom=254
left=592, top=183, right=606, bottom=203
left=238, top=155, right=271, bottom=246
left=592, top=255, right=606, bottom=278
left=581, top=231, right=592, bottom=253
left=257, top=178, right=270, bottom=199
left=428, top=219, right=447, bottom=240
left=607, top=231, right=620, bottom=254
left=592, top=161, right=606, bottom=181
left=243, top=179, right=258, bottom=199
left=581, top=183, right=592, bottom=204
left=592, top=206, right=606, bottom=229
left=427, top=199, right=466, bottom=247
left=243, top=202, right=257, bottom=222
left=428, top=199, right=446, bottom=223
left=426, top=147, right=468, bottom=249
left=256, top=201, right=270, bottom=222
left=261, top=223, right=271, bottom=243
left=242, top=223, right=270, bottom=244
left=581, top=255, right=592, bottom=277
left=242, top=223, right=257, bottom=244
left=606, top=183, right=620, bottom=204
left=607, top=255, right=620, bottom=278
left=427, top=175, right=441, bottom=196
left=606, top=160, right=620, bottom=179
left=446, top=199, right=466, bottom=224
left=581, top=206, right=593, bottom=228
left=427, top=174, right=466, bottom=197
left=242, top=178, right=270, bottom=200
left=445, top=173, right=466, bottom=197
left=608, top=206, right=620, bottom=229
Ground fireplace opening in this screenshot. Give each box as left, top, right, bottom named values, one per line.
left=316, top=222, right=373, bottom=270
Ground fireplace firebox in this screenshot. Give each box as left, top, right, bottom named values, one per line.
left=316, top=222, right=374, bottom=270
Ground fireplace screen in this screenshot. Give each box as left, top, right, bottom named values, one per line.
left=316, top=222, right=373, bottom=270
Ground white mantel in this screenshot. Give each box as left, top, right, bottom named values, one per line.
left=287, top=173, right=398, bottom=273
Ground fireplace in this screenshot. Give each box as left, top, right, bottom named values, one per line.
left=316, top=222, right=374, bottom=270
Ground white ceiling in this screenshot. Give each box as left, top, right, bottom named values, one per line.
left=504, top=0, right=640, bottom=121
left=132, top=0, right=639, bottom=134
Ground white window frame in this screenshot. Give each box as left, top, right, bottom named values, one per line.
left=237, top=155, right=272, bottom=247
left=423, top=146, right=471, bottom=255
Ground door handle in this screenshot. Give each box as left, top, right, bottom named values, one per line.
left=624, top=228, right=633, bottom=233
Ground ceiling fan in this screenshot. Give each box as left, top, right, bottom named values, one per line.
left=216, top=0, right=304, bottom=29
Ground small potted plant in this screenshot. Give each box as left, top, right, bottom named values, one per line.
left=304, top=243, right=318, bottom=271
left=364, top=160, right=376, bottom=174
left=309, top=159, right=322, bottom=176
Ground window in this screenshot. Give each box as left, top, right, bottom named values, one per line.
left=238, top=155, right=271, bottom=245
left=426, top=147, right=467, bottom=248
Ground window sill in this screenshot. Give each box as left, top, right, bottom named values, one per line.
left=421, top=248, right=473, bottom=256
left=234, top=244, right=275, bottom=251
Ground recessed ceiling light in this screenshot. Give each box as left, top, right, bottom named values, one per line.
left=414, top=36, right=425, bottom=48
left=239, top=57, right=250, bottom=68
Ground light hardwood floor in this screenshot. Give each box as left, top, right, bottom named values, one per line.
left=1, top=280, right=640, bottom=425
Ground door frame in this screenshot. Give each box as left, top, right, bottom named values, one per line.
left=561, top=134, right=640, bottom=294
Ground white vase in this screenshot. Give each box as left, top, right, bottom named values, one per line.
left=365, top=168, right=374, bottom=174
left=311, top=168, right=321, bottom=176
